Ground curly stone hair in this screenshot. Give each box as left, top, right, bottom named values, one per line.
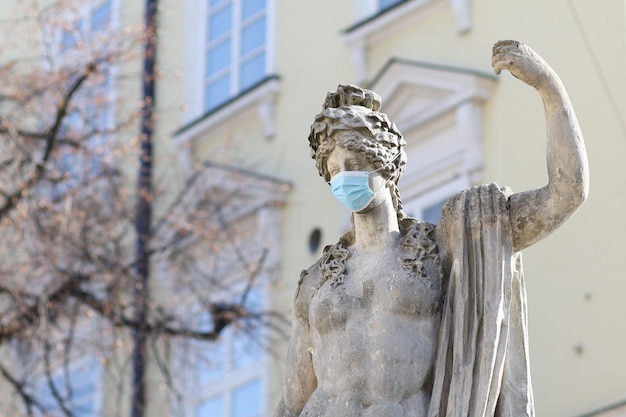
left=308, top=85, right=441, bottom=282
left=308, top=84, right=410, bottom=223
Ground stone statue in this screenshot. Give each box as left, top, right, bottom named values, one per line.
left=275, top=40, right=589, bottom=417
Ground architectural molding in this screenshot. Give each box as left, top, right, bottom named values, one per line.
left=153, top=160, right=290, bottom=256
left=173, top=76, right=281, bottom=149
left=369, top=58, right=495, bottom=129
left=369, top=58, right=495, bottom=205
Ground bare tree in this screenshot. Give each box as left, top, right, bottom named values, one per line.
left=0, top=2, right=287, bottom=416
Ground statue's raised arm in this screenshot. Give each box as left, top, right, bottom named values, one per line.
left=492, top=40, right=589, bottom=251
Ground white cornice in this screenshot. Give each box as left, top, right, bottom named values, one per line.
left=173, top=77, right=281, bottom=147
left=369, top=60, right=495, bottom=133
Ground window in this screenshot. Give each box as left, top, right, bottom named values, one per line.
left=379, top=0, right=404, bottom=11
left=187, top=292, right=268, bottom=417
left=204, top=0, right=270, bottom=112
left=60, top=0, right=114, bottom=53
left=366, top=59, right=496, bottom=224
left=45, top=1, right=117, bottom=200
left=422, top=198, right=447, bottom=224
left=402, top=179, right=466, bottom=224
left=35, top=357, right=102, bottom=417
left=91, top=1, right=113, bottom=32
left=158, top=163, right=288, bottom=417
left=43, top=73, right=115, bottom=201
left=195, top=330, right=265, bottom=417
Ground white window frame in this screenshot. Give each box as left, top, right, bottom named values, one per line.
left=188, top=298, right=270, bottom=417
left=171, top=284, right=271, bottom=417
left=54, top=0, right=120, bottom=57
left=185, top=0, right=277, bottom=119
left=365, top=59, right=496, bottom=225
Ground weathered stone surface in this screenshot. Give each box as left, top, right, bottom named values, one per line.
left=275, top=41, right=588, bottom=417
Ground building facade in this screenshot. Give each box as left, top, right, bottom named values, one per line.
left=1, top=0, right=626, bottom=416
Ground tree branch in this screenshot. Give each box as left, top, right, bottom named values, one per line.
left=0, top=62, right=97, bottom=220
left=0, top=360, right=45, bottom=417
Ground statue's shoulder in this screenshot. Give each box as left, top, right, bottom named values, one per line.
left=293, top=255, right=327, bottom=319
left=297, top=263, right=323, bottom=293
left=294, top=239, right=350, bottom=315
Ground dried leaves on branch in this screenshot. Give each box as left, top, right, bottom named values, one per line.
left=0, top=2, right=285, bottom=416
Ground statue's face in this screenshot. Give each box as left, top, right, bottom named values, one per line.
left=326, top=144, right=388, bottom=213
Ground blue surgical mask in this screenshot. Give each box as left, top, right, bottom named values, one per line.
left=328, top=152, right=401, bottom=212
left=330, top=171, right=380, bottom=212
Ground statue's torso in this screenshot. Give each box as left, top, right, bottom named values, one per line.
left=301, top=223, right=444, bottom=417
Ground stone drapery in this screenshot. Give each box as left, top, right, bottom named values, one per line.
left=428, top=183, right=534, bottom=417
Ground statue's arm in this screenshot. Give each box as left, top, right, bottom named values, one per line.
left=492, top=40, right=589, bottom=251
left=274, top=275, right=317, bottom=417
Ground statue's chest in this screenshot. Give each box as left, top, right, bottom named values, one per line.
left=310, top=221, right=444, bottom=335
left=310, top=252, right=442, bottom=335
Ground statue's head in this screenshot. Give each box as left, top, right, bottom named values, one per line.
left=308, top=84, right=407, bottom=185
left=308, top=85, right=409, bottom=223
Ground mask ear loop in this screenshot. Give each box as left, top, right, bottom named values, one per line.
left=369, top=151, right=402, bottom=175
left=368, top=151, right=402, bottom=193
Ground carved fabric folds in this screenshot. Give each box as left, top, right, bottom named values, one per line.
left=428, top=184, right=535, bottom=417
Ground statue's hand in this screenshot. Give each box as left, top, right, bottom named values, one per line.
left=492, top=40, right=556, bottom=91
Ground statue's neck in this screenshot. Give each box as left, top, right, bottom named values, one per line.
left=352, top=198, right=399, bottom=252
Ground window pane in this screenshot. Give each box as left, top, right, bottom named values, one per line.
left=422, top=198, right=447, bottom=224
left=210, top=0, right=227, bottom=6
left=91, top=1, right=112, bottom=31
left=208, top=5, right=232, bottom=41
left=232, top=332, right=262, bottom=370
left=232, top=379, right=261, bottom=417
left=196, top=339, right=227, bottom=384
left=205, top=74, right=231, bottom=111
left=241, top=17, right=265, bottom=56
left=240, top=53, right=265, bottom=90
left=241, top=0, right=265, bottom=20
left=72, top=363, right=98, bottom=398
left=195, top=395, right=224, bottom=417
left=35, top=360, right=100, bottom=417
left=61, top=30, right=76, bottom=51
left=379, top=0, right=403, bottom=11
left=207, top=39, right=231, bottom=77
left=74, top=396, right=96, bottom=417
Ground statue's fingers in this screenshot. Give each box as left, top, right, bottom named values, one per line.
left=493, top=61, right=522, bottom=78
left=492, top=61, right=505, bottom=75
left=491, top=53, right=514, bottom=75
